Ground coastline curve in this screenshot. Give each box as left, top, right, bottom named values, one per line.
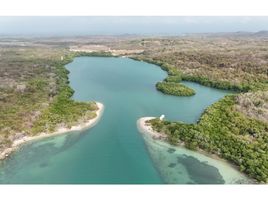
left=0, top=102, right=104, bottom=160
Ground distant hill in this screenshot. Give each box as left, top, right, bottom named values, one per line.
left=253, top=30, right=268, bottom=37
left=183, top=30, right=268, bottom=38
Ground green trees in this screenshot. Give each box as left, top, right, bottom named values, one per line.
left=156, top=81, right=195, bottom=96
left=74, top=51, right=114, bottom=57
left=148, top=95, right=268, bottom=183
left=133, top=55, right=267, bottom=181
left=31, top=55, right=98, bottom=134
left=164, top=75, right=182, bottom=83
left=181, top=75, right=253, bottom=92
left=132, top=57, right=196, bottom=96
left=0, top=46, right=100, bottom=146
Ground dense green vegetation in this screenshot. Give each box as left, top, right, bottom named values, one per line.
left=31, top=58, right=98, bottom=134
left=0, top=46, right=99, bottom=152
left=131, top=38, right=268, bottom=183
left=133, top=56, right=268, bottom=93
left=131, top=36, right=268, bottom=93
left=164, top=75, right=182, bottom=83
left=0, top=77, right=51, bottom=147
left=156, top=81, right=195, bottom=96
left=181, top=75, right=268, bottom=92
left=131, top=37, right=268, bottom=183
left=132, top=57, right=196, bottom=96
left=181, top=74, right=251, bottom=92
left=73, top=51, right=115, bottom=57
left=149, top=95, right=268, bottom=183
left=152, top=61, right=195, bottom=96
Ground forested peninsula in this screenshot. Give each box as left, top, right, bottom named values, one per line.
left=130, top=36, right=268, bottom=183
left=0, top=47, right=105, bottom=159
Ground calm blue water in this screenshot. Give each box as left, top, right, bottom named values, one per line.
left=0, top=57, right=249, bottom=183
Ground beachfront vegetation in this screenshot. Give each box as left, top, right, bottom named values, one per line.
left=148, top=94, right=268, bottom=183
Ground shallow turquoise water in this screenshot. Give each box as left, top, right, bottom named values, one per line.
left=0, top=57, right=249, bottom=183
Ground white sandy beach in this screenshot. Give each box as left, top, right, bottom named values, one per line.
left=0, top=102, right=104, bottom=160
left=137, top=116, right=232, bottom=161
left=137, top=117, right=167, bottom=140
left=136, top=117, right=253, bottom=182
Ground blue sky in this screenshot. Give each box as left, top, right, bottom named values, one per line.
left=0, top=16, right=268, bottom=36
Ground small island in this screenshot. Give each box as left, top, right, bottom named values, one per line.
left=156, top=81, right=195, bottom=96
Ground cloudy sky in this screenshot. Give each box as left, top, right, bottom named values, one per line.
left=0, top=16, right=268, bottom=36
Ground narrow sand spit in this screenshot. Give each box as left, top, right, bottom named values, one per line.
left=137, top=117, right=167, bottom=140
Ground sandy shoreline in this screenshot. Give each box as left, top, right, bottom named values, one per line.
left=136, top=116, right=254, bottom=182
left=137, top=117, right=168, bottom=140
left=0, top=102, right=104, bottom=160
left=137, top=117, right=235, bottom=162
left=137, top=117, right=231, bottom=160
left=137, top=117, right=254, bottom=183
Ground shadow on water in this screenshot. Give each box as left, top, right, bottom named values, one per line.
left=141, top=133, right=252, bottom=184
left=176, top=155, right=224, bottom=184
left=0, top=129, right=89, bottom=183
